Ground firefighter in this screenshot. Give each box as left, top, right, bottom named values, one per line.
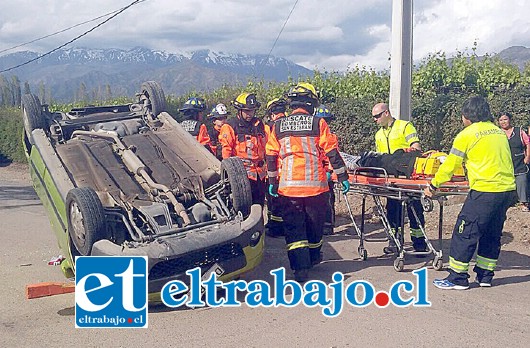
left=371, top=102, right=427, bottom=253
left=264, top=98, right=288, bottom=238
left=426, top=96, right=516, bottom=290
left=207, top=103, right=229, bottom=160
left=220, top=92, right=267, bottom=205
left=179, top=97, right=211, bottom=146
left=266, top=83, right=350, bottom=282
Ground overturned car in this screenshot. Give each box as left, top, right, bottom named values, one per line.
left=22, top=81, right=264, bottom=296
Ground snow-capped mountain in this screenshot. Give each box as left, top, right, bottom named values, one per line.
left=0, top=47, right=312, bottom=102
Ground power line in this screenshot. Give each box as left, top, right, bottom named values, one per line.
left=257, top=0, right=299, bottom=77
left=0, top=0, right=145, bottom=74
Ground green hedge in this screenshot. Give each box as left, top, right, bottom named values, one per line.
left=0, top=107, right=24, bottom=163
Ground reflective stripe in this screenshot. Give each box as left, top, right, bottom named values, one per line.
left=450, top=147, right=466, bottom=158
left=449, top=256, right=469, bottom=273
left=410, top=228, right=424, bottom=238
left=476, top=255, right=497, bottom=271
left=302, top=137, right=311, bottom=182
left=309, top=240, right=323, bottom=249
left=308, top=137, right=319, bottom=182
left=279, top=180, right=329, bottom=188
left=405, top=132, right=418, bottom=142
left=268, top=170, right=278, bottom=177
left=458, top=219, right=465, bottom=234
left=287, top=240, right=309, bottom=250
left=270, top=215, right=283, bottom=222
left=334, top=166, right=346, bottom=175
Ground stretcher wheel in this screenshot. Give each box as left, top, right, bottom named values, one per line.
left=393, top=258, right=404, bottom=272
left=421, top=196, right=434, bottom=212
left=433, top=256, right=444, bottom=271
left=358, top=247, right=368, bottom=261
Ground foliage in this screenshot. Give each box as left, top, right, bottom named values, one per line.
left=1, top=47, right=529, bottom=162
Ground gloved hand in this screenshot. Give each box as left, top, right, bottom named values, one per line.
left=326, top=171, right=332, bottom=181
left=269, top=184, right=279, bottom=197
left=341, top=180, right=350, bottom=194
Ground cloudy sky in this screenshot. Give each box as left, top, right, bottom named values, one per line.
left=0, top=0, right=529, bottom=72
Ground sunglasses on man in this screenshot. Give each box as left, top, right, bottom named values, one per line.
left=372, top=110, right=387, bottom=119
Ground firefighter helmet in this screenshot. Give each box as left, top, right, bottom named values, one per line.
left=232, top=92, right=261, bottom=110
left=208, top=103, right=230, bottom=119
left=286, top=82, right=319, bottom=110
left=266, top=97, right=287, bottom=115
left=314, top=104, right=334, bottom=119
left=179, top=97, right=206, bottom=113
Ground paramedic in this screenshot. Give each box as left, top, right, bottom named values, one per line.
left=426, top=96, right=516, bottom=290
left=266, top=83, right=349, bottom=282
left=371, top=102, right=427, bottom=253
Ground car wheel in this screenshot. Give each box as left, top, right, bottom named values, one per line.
left=66, top=187, right=106, bottom=256
left=221, top=157, right=252, bottom=217
left=21, top=94, right=45, bottom=144
left=141, top=81, right=167, bottom=117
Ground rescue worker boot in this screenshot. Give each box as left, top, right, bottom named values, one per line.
left=412, top=236, right=429, bottom=256
left=265, top=220, right=284, bottom=238
left=383, top=228, right=399, bottom=254
left=310, top=252, right=323, bottom=267
left=293, top=269, right=309, bottom=283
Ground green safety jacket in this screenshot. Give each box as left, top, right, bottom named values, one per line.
left=375, top=119, right=420, bottom=154
left=431, top=121, right=516, bottom=192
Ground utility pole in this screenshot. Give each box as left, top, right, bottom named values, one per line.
left=389, top=0, right=413, bottom=121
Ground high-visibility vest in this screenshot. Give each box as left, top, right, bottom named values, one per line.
left=375, top=118, right=420, bottom=154
left=219, top=117, right=267, bottom=181
left=432, top=121, right=516, bottom=192
left=266, top=109, right=347, bottom=197
left=181, top=120, right=211, bottom=146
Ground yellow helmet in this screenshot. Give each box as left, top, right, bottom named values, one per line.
left=287, top=82, right=318, bottom=101
left=266, top=97, right=287, bottom=115
left=232, top=92, right=261, bottom=110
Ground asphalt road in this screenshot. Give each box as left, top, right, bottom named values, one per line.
left=1, top=178, right=529, bottom=347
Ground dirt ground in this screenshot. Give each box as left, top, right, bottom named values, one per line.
left=1, top=162, right=529, bottom=347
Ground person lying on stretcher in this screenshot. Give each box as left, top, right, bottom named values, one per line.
left=340, top=149, right=465, bottom=179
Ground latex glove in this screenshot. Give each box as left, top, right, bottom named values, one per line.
left=269, top=184, right=279, bottom=197
left=341, top=180, right=350, bottom=194
left=326, top=172, right=332, bottom=181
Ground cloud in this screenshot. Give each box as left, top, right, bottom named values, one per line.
left=0, top=0, right=529, bottom=72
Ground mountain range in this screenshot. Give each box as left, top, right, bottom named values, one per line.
left=0, top=47, right=313, bottom=102
left=0, top=46, right=529, bottom=103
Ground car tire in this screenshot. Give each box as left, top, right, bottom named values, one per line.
left=21, top=94, right=45, bottom=144
left=221, top=157, right=252, bottom=217
left=66, top=187, right=106, bottom=256
left=141, top=81, right=167, bottom=117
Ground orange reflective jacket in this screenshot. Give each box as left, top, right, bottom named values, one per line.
left=208, top=124, right=223, bottom=160
left=181, top=120, right=211, bottom=146
left=266, top=108, right=348, bottom=197
left=220, top=118, right=267, bottom=181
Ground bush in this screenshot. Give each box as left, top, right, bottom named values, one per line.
left=0, top=107, right=25, bottom=163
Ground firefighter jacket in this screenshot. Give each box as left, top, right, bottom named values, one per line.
left=265, top=108, right=348, bottom=197
left=219, top=117, right=267, bottom=181
left=208, top=125, right=223, bottom=160
left=431, top=121, right=516, bottom=192
left=375, top=118, right=420, bottom=154
left=181, top=120, right=211, bottom=146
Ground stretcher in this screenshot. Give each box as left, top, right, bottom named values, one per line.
left=339, top=167, right=469, bottom=272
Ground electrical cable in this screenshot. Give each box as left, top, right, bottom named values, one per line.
left=0, top=0, right=145, bottom=73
